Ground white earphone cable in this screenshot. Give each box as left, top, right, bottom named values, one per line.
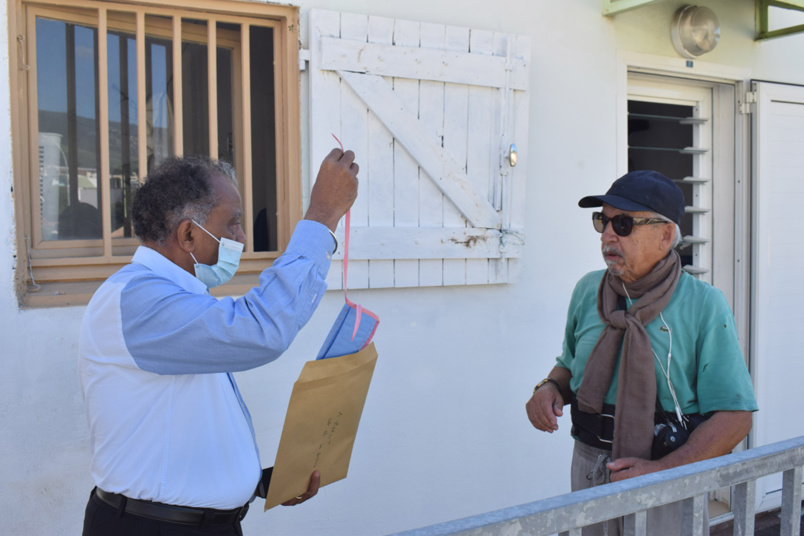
left=621, top=285, right=685, bottom=428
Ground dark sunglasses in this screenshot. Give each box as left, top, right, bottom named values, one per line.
left=592, top=211, right=670, bottom=237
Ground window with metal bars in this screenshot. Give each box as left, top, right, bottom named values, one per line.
left=11, top=0, right=301, bottom=307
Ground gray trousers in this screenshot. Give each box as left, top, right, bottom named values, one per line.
left=570, top=440, right=709, bottom=536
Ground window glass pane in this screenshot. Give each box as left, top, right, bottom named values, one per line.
left=181, top=20, right=209, bottom=158
left=36, top=17, right=101, bottom=241
left=178, top=22, right=233, bottom=160
left=107, top=17, right=140, bottom=239
left=628, top=100, right=694, bottom=267
left=32, top=10, right=282, bottom=255
left=250, top=25, right=276, bottom=252
left=146, top=30, right=174, bottom=172
left=108, top=14, right=178, bottom=240
left=216, top=32, right=234, bottom=164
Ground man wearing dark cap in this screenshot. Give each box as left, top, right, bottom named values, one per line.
left=525, top=170, right=757, bottom=535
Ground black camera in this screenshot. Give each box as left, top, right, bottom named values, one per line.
left=651, top=413, right=709, bottom=460
left=652, top=422, right=690, bottom=459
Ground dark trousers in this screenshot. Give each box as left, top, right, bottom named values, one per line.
left=82, top=490, right=244, bottom=536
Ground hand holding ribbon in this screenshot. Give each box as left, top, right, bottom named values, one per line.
left=316, top=135, right=379, bottom=359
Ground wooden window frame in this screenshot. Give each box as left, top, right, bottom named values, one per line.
left=9, top=0, right=301, bottom=308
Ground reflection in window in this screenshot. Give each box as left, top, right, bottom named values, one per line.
left=628, top=100, right=695, bottom=270
left=106, top=27, right=176, bottom=238
left=107, top=30, right=139, bottom=238
left=34, top=13, right=278, bottom=251
left=37, top=18, right=101, bottom=241
left=250, top=26, right=276, bottom=252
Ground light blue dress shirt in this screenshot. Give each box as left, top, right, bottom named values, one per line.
left=79, top=220, right=333, bottom=509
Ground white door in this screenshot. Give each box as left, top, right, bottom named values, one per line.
left=626, top=74, right=738, bottom=305
left=627, top=73, right=748, bottom=515
left=751, top=81, right=804, bottom=511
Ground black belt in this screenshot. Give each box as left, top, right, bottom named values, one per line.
left=571, top=399, right=707, bottom=454
left=93, top=488, right=249, bottom=526
left=570, top=399, right=616, bottom=451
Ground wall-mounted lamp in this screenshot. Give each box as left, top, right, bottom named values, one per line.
left=671, top=5, right=720, bottom=59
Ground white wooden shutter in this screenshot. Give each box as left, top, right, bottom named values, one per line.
left=308, top=9, right=530, bottom=289
left=751, top=81, right=804, bottom=511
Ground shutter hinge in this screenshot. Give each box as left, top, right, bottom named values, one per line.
left=298, top=49, right=310, bottom=71
left=740, top=91, right=757, bottom=115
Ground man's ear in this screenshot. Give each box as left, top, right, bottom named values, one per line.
left=661, top=223, right=675, bottom=251
left=176, top=220, right=196, bottom=253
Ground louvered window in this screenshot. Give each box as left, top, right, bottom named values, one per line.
left=627, top=86, right=713, bottom=282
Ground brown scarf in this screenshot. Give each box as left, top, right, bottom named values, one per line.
left=575, top=250, right=682, bottom=459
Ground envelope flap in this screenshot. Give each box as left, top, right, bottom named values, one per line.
left=300, top=342, right=378, bottom=382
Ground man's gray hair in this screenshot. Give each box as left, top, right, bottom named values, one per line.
left=648, top=211, right=683, bottom=249
left=132, top=156, right=238, bottom=245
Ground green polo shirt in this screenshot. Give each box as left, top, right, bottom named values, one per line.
left=556, top=270, right=757, bottom=415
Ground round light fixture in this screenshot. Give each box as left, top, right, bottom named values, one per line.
left=671, top=5, right=720, bottom=59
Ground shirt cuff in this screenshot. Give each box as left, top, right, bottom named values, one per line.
left=286, top=220, right=336, bottom=274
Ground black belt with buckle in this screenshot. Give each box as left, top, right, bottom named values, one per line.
left=93, top=488, right=249, bottom=526
left=570, top=399, right=616, bottom=451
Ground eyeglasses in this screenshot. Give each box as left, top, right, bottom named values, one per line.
left=592, top=211, right=670, bottom=237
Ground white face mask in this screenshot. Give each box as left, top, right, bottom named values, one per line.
left=189, top=220, right=244, bottom=288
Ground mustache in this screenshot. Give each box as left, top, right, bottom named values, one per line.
left=602, top=245, right=624, bottom=258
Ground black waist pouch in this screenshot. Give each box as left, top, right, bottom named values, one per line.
left=651, top=411, right=709, bottom=460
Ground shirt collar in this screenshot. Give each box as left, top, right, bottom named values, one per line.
left=131, top=246, right=209, bottom=294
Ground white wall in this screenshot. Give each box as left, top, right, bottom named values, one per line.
left=2, top=1, right=804, bottom=535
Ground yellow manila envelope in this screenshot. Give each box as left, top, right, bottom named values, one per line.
left=264, top=342, right=379, bottom=510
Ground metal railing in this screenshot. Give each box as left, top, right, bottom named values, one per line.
left=390, top=436, right=804, bottom=536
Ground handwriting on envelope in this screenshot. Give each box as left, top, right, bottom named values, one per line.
left=264, top=343, right=378, bottom=510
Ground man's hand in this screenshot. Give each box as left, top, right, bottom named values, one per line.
left=607, top=457, right=662, bottom=482
left=526, top=385, right=564, bottom=432
left=304, top=148, right=359, bottom=231
left=607, top=410, right=753, bottom=482
left=526, top=367, right=571, bottom=433
left=281, top=470, right=321, bottom=506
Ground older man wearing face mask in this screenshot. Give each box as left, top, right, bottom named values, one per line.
left=79, top=149, right=358, bottom=536
left=525, top=170, right=757, bottom=535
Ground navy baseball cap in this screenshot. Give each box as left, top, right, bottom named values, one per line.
left=578, top=170, right=685, bottom=225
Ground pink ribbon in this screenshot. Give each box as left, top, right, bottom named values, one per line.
left=333, top=134, right=378, bottom=344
